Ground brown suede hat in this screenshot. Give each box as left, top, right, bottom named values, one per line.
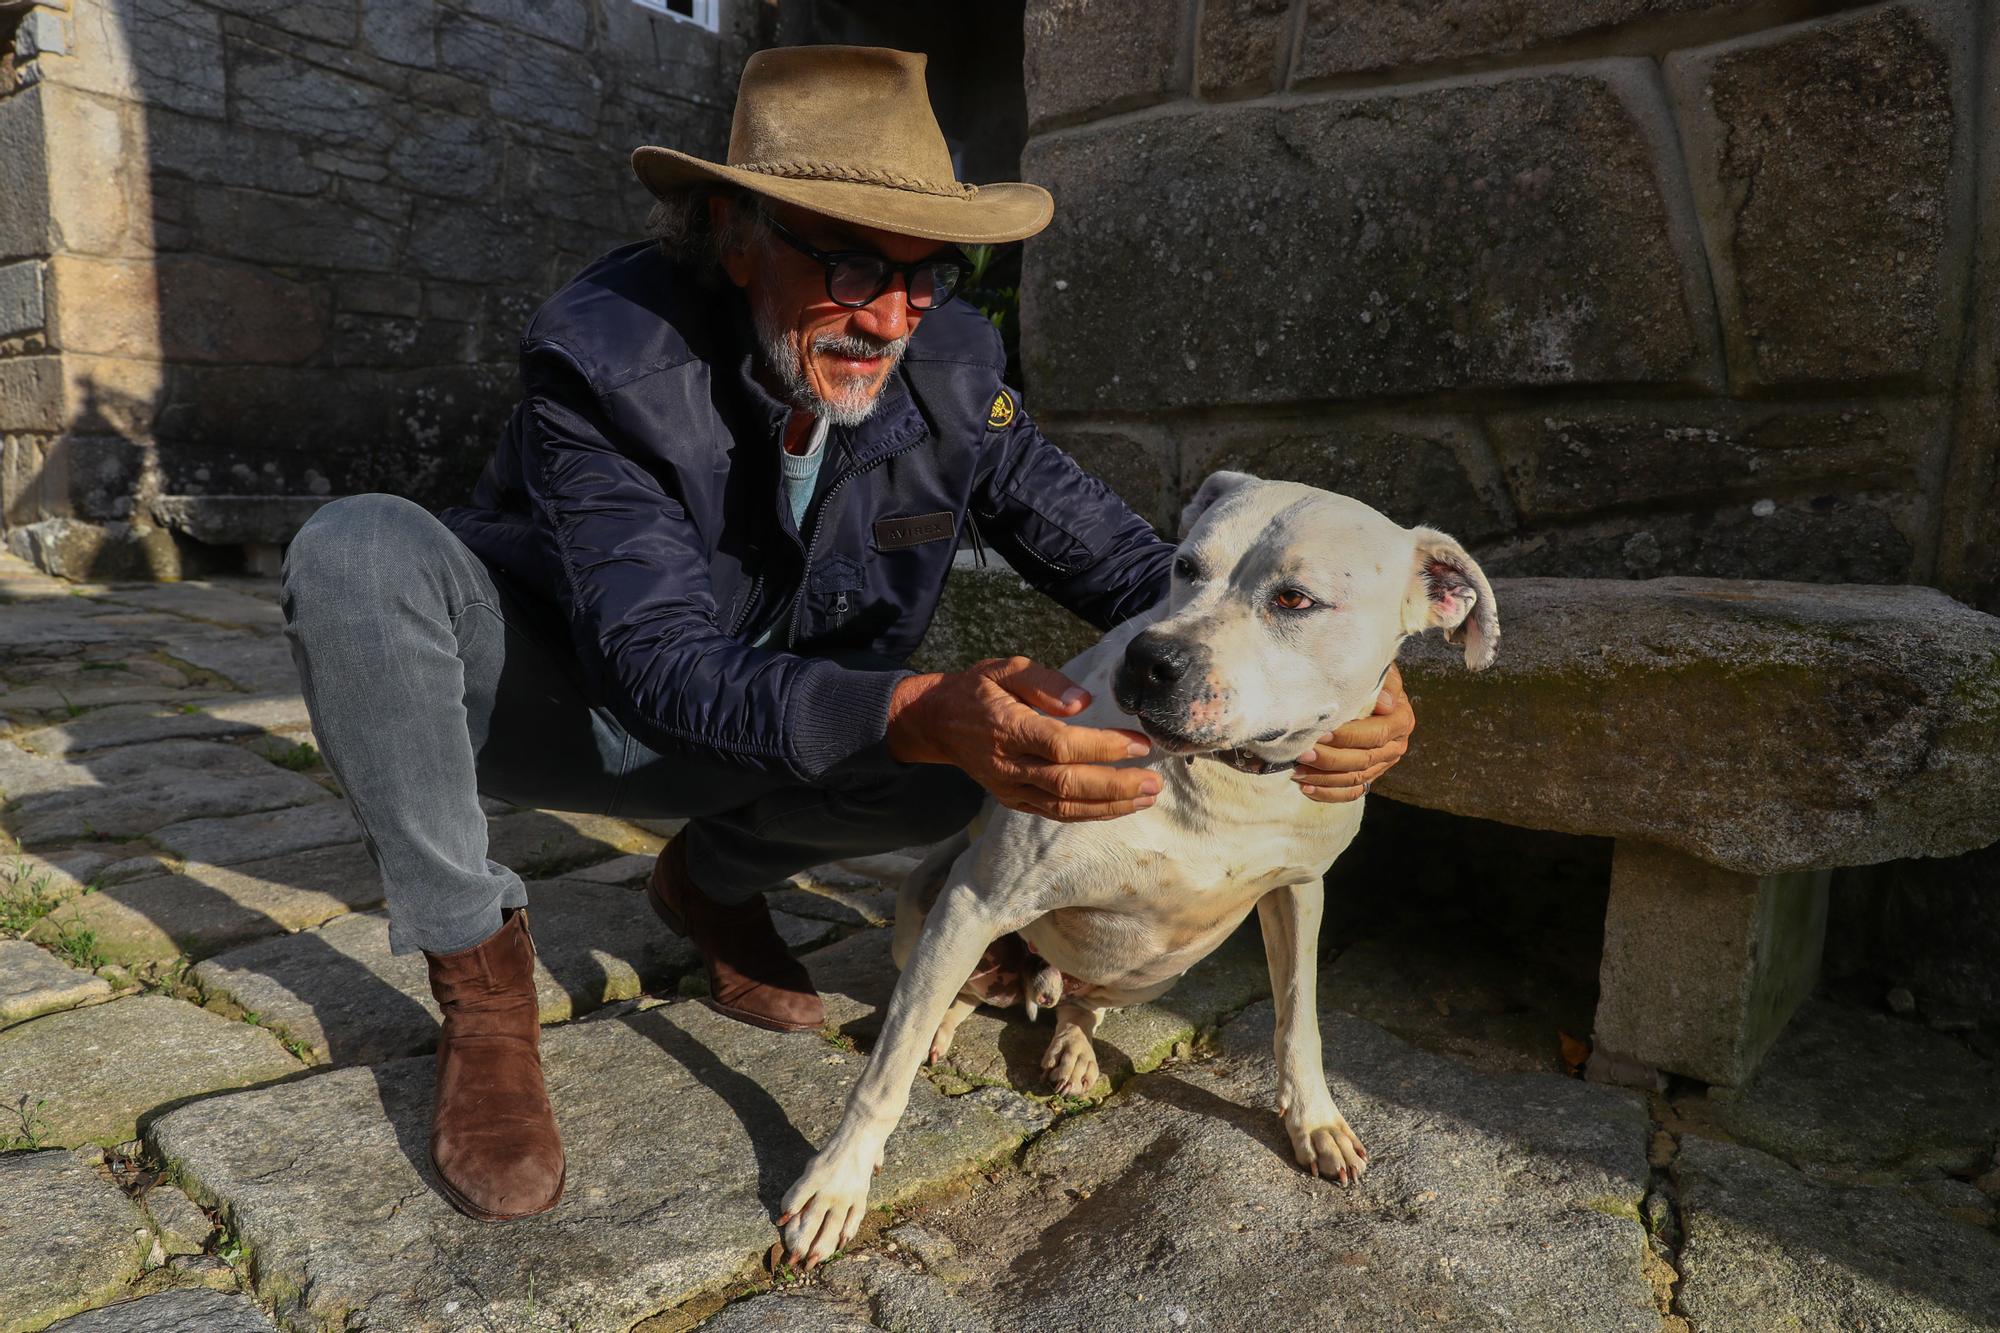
left=631, top=45, right=1053, bottom=245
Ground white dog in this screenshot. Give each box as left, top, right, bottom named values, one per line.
left=778, top=471, right=1499, bottom=1265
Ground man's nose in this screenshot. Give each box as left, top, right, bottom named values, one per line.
left=853, top=276, right=913, bottom=341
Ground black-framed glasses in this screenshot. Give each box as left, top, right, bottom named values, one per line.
left=758, top=208, right=966, bottom=310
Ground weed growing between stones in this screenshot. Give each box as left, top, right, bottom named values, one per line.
left=272, top=741, right=319, bottom=772
left=0, top=858, right=60, bottom=935
left=46, top=913, right=108, bottom=972
left=1, top=1094, right=53, bottom=1151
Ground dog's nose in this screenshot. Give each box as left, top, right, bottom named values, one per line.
left=1126, top=632, right=1191, bottom=688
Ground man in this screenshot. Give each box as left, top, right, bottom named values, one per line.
left=279, top=46, right=1415, bottom=1225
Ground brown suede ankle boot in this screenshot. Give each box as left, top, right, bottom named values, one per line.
left=648, top=835, right=824, bottom=1033
left=423, top=908, right=565, bottom=1221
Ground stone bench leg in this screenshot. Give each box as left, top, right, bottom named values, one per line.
left=1588, top=840, right=1829, bottom=1088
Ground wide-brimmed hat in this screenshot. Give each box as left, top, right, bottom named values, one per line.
left=632, top=45, right=1052, bottom=245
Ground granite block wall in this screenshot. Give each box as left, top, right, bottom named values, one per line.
left=0, top=0, right=767, bottom=577
left=1019, top=0, right=2000, bottom=612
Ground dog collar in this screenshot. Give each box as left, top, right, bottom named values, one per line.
left=1199, top=747, right=1297, bottom=775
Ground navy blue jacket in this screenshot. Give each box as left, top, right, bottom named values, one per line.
left=439, top=242, right=1174, bottom=784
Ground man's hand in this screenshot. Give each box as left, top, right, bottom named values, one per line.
left=1292, top=663, right=1415, bottom=804
left=887, top=657, right=1160, bottom=821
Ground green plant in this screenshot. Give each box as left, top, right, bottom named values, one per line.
left=52, top=686, right=82, bottom=718
left=1, top=1095, right=51, bottom=1152
left=46, top=914, right=106, bottom=972
left=961, top=243, right=1023, bottom=386
left=272, top=741, right=319, bottom=772
left=177, top=703, right=200, bottom=715
left=0, top=861, right=60, bottom=936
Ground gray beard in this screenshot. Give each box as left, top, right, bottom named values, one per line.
left=753, top=293, right=910, bottom=427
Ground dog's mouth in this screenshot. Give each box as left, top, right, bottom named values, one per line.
left=1131, top=715, right=1299, bottom=760
left=1134, top=716, right=1204, bottom=755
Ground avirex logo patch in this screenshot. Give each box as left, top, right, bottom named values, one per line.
left=986, top=389, right=1016, bottom=429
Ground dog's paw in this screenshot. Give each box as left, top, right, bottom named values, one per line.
left=1040, top=1024, right=1101, bottom=1097
left=1284, top=1111, right=1368, bottom=1186
left=777, top=1150, right=876, bottom=1269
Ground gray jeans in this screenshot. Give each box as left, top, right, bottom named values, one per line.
left=279, top=493, right=983, bottom=956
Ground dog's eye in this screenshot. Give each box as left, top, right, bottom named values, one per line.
left=1174, top=555, right=1200, bottom=580
left=1272, top=588, right=1315, bottom=611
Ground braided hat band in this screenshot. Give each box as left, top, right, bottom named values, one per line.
left=732, top=160, right=978, bottom=201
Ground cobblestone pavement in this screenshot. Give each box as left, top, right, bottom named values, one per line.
left=3, top=550, right=1997, bottom=1332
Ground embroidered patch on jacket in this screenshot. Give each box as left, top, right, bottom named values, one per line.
left=873, top=512, right=956, bottom=550
left=986, top=389, right=1016, bottom=429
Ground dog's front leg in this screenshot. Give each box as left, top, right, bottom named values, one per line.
left=780, top=878, right=1024, bottom=1266
left=1257, top=881, right=1368, bottom=1185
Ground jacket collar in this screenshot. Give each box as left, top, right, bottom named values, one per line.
left=718, top=293, right=929, bottom=472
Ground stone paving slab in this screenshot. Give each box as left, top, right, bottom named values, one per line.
left=0, top=1148, right=148, bottom=1333
left=83, top=582, right=287, bottom=634
left=0, top=739, right=330, bottom=848
left=94, top=805, right=658, bottom=887
left=769, top=879, right=899, bottom=929
left=42, top=1289, right=280, bottom=1332
left=150, top=632, right=300, bottom=696
left=0, top=938, right=112, bottom=1027
left=71, top=809, right=673, bottom=961
left=0, top=675, right=200, bottom=714
left=485, top=808, right=666, bottom=873
left=11, top=699, right=275, bottom=757
left=806, top=921, right=1271, bottom=1098
left=151, top=1001, right=1053, bottom=1332
left=1320, top=925, right=1598, bottom=1077
left=0, top=606, right=169, bottom=664
left=838, top=1002, right=1658, bottom=1331
left=30, top=842, right=385, bottom=967
left=139, top=1181, right=215, bottom=1257
left=0, top=993, right=301, bottom=1147
left=192, top=882, right=834, bottom=1065
left=139, top=799, right=358, bottom=868
left=696, top=1293, right=882, bottom=1331
left=191, top=882, right=698, bottom=1064
left=0, top=849, right=123, bottom=906
left=1674, top=998, right=2000, bottom=1177
left=562, top=852, right=653, bottom=884
left=1676, top=1134, right=2000, bottom=1332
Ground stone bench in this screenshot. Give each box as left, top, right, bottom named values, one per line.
left=918, top=566, right=2000, bottom=1088
left=1378, top=578, right=2000, bottom=1087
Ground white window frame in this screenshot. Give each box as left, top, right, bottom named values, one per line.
left=632, top=0, right=719, bottom=32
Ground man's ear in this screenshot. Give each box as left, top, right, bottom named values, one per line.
left=1401, top=527, right=1499, bottom=670
left=1179, top=470, right=1259, bottom=538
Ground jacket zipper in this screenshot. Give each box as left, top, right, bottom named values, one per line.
left=786, top=439, right=923, bottom=645
left=1005, top=533, right=1076, bottom=578
left=728, top=572, right=765, bottom=637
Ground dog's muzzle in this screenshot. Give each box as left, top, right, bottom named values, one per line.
left=1114, top=631, right=1215, bottom=750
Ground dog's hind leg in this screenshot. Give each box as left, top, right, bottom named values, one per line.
left=928, top=995, right=977, bottom=1065
left=1258, top=881, right=1368, bottom=1185
left=1040, top=1003, right=1104, bottom=1097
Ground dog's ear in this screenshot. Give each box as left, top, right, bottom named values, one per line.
left=1179, top=470, right=1259, bottom=538
left=1401, top=528, right=1499, bottom=670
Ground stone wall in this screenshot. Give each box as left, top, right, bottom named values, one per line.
left=1018, top=0, right=2000, bottom=613
left=0, top=0, right=767, bottom=577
